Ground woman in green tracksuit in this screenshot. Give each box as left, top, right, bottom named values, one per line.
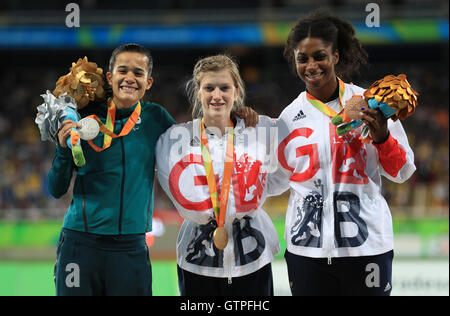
left=50, top=43, right=176, bottom=296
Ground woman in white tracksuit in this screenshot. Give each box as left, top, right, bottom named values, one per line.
left=156, top=55, right=288, bottom=296
left=278, top=11, right=416, bottom=296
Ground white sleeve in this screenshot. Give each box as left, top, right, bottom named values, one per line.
left=156, top=124, right=215, bottom=225
left=264, top=116, right=290, bottom=196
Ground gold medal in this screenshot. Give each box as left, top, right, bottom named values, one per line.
left=213, top=226, right=228, bottom=250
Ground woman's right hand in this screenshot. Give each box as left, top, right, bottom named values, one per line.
left=57, top=120, right=81, bottom=148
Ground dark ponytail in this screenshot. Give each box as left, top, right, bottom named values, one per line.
left=283, top=10, right=368, bottom=81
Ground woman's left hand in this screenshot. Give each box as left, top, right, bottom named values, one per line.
left=234, top=106, right=259, bottom=127
left=360, top=108, right=389, bottom=143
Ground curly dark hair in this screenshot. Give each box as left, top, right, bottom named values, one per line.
left=283, top=10, right=368, bottom=81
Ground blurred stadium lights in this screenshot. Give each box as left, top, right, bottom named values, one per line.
left=0, top=0, right=449, bottom=49
left=0, top=0, right=448, bottom=49
left=1, top=19, right=449, bottom=49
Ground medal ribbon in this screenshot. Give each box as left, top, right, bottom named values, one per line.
left=306, top=77, right=345, bottom=118
left=200, top=119, right=234, bottom=228
left=86, top=99, right=141, bottom=152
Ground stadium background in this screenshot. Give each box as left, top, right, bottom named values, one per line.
left=0, top=0, right=448, bottom=296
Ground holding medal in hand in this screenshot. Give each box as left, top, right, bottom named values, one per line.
left=35, top=57, right=103, bottom=166
left=331, top=74, right=419, bottom=143
left=156, top=55, right=288, bottom=296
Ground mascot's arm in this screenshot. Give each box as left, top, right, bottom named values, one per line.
left=61, top=107, right=85, bottom=167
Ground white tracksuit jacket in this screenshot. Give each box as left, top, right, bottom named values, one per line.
left=276, top=82, right=416, bottom=260
left=156, top=116, right=288, bottom=279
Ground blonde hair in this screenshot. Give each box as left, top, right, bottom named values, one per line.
left=186, top=54, right=246, bottom=119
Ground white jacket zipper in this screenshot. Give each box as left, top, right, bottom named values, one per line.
left=323, top=111, right=335, bottom=265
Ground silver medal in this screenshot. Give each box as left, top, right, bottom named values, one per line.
left=77, top=117, right=100, bottom=140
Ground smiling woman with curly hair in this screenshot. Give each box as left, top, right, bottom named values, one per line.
left=278, top=10, right=416, bottom=296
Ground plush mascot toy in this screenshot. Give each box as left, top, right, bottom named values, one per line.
left=331, top=74, right=419, bottom=142
left=36, top=57, right=104, bottom=166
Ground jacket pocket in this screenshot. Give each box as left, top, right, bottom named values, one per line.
left=53, top=230, right=66, bottom=283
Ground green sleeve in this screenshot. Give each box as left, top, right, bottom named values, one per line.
left=47, top=145, right=75, bottom=198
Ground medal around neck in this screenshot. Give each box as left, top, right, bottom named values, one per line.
left=200, top=118, right=234, bottom=251
left=213, top=226, right=228, bottom=250
left=77, top=117, right=100, bottom=140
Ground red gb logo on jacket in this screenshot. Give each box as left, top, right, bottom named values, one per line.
left=329, top=123, right=368, bottom=184
left=169, top=153, right=266, bottom=212
left=278, top=127, right=320, bottom=182
left=278, top=125, right=368, bottom=184
left=233, top=153, right=266, bottom=213
left=169, top=154, right=213, bottom=211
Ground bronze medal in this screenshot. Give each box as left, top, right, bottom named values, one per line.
left=213, top=226, right=228, bottom=250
